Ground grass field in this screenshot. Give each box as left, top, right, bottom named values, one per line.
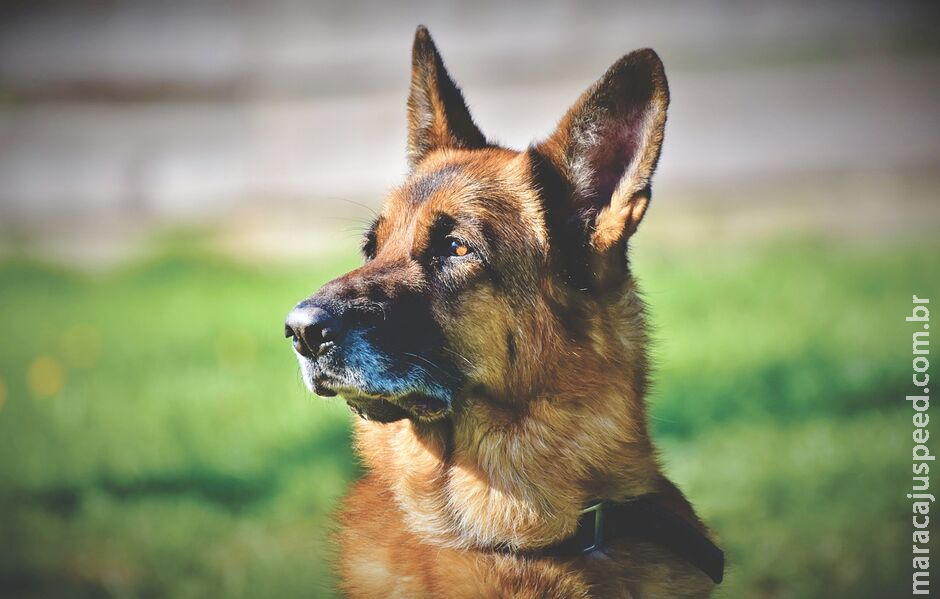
left=0, top=232, right=936, bottom=598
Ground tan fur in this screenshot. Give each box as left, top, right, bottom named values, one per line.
left=300, top=26, right=718, bottom=598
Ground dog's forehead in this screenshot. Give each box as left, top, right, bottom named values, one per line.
left=377, top=148, right=545, bottom=244
left=407, top=163, right=467, bottom=205
left=403, top=149, right=514, bottom=206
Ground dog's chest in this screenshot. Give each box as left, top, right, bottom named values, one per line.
left=336, top=475, right=713, bottom=599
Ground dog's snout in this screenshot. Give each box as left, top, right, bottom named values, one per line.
left=285, top=303, right=342, bottom=358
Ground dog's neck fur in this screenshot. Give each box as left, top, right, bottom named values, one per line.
left=354, top=279, right=701, bottom=551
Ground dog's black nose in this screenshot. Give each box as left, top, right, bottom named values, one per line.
left=285, top=303, right=342, bottom=357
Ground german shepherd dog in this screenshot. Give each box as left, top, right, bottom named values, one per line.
left=285, top=26, right=723, bottom=598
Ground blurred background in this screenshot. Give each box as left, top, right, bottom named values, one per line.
left=0, top=0, right=938, bottom=597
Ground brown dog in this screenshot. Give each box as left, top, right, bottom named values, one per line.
left=285, top=26, right=722, bottom=598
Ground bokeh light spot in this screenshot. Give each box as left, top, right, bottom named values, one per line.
left=27, top=356, right=65, bottom=399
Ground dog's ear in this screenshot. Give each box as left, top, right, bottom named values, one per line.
left=407, top=26, right=487, bottom=169
left=536, top=49, right=669, bottom=255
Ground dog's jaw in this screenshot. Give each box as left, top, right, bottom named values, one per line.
left=294, top=333, right=455, bottom=423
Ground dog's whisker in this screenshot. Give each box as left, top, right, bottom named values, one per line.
left=331, top=197, right=380, bottom=219
left=323, top=215, right=373, bottom=224
left=441, top=346, right=473, bottom=368
left=402, top=352, right=457, bottom=382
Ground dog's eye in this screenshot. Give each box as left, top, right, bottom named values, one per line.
left=447, top=238, right=471, bottom=258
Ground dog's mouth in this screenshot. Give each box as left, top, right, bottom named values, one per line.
left=313, top=376, right=450, bottom=423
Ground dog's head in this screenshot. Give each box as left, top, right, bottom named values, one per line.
left=286, top=27, right=668, bottom=423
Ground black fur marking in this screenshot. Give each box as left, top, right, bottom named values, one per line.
left=506, top=331, right=516, bottom=367
left=409, top=164, right=464, bottom=204
left=526, top=148, right=593, bottom=292
left=555, top=299, right=591, bottom=344
left=424, top=212, right=457, bottom=258
left=479, top=221, right=506, bottom=289
left=362, top=217, right=381, bottom=261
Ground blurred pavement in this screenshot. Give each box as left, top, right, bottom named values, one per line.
left=0, top=0, right=938, bottom=261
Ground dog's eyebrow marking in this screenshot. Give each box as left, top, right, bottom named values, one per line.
left=409, top=164, right=464, bottom=204
left=426, top=212, right=456, bottom=247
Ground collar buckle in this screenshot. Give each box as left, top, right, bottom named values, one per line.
left=579, top=501, right=605, bottom=554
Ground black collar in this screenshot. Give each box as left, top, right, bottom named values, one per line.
left=537, top=496, right=724, bottom=584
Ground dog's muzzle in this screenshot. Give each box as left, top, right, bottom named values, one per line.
left=284, top=298, right=453, bottom=423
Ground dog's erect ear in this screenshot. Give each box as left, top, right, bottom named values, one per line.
left=537, top=49, right=669, bottom=254
left=407, top=26, right=487, bottom=169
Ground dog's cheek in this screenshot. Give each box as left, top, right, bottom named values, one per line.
left=435, top=284, right=514, bottom=389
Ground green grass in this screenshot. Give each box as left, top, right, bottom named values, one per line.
left=0, top=235, right=936, bottom=597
